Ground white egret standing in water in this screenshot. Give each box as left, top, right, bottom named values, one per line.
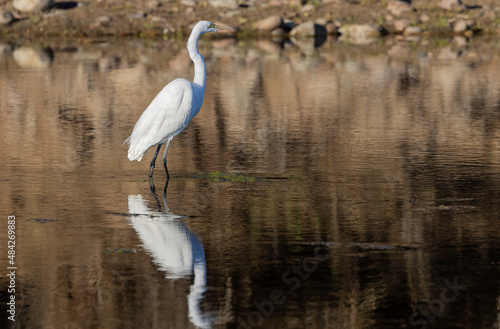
left=126, top=21, right=232, bottom=179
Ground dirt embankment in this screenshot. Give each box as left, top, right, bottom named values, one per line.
left=0, top=0, right=499, bottom=40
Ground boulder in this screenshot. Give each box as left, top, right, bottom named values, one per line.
left=255, top=15, right=283, bottom=31
left=339, top=24, right=382, bottom=44
left=13, top=0, right=54, bottom=13
left=386, top=1, right=414, bottom=16
left=394, top=19, right=411, bottom=32
left=440, top=0, right=463, bottom=10
left=290, top=21, right=327, bottom=37
left=209, top=0, right=239, bottom=9
left=339, top=24, right=381, bottom=38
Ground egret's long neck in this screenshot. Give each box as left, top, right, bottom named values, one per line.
left=187, top=30, right=206, bottom=88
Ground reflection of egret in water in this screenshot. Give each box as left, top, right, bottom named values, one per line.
left=127, top=180, right=212, bottom=328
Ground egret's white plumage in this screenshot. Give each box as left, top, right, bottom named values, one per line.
left=126, top=21, right=230, bottom=178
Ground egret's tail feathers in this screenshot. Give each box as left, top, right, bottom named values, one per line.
left=125, top=135, right=145, bottom=161
left=128, top=150, right=144, bottom=162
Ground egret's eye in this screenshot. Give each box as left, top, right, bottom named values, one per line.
left=209, top=23, right=215, bottom=28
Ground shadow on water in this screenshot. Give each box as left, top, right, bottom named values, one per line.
left=127, top=180, right=213, bottom=329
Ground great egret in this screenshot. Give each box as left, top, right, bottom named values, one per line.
left=126, top=21, right=232, bottom=179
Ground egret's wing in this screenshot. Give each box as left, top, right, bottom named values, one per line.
left=127, top=79, right=194, bottom=161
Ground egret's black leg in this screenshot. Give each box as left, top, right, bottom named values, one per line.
left=149, top=176, right=164, bottom=210
left=162, top=139, right=172, bottom=180
left=149, top=145, right=162, bottom=178
left=149, top=176, right=156, bottom=195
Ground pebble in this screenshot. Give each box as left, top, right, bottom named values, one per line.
left=255, top=15, right=283, bottom=31
left=440, top=0, right=463, bottom=11
left=13, top=0, right=54, bottom=12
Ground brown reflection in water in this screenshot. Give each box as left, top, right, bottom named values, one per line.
left=0, top=38, right=499, bottom=328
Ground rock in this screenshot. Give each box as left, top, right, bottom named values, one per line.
left=255, top=15, right=283, bottom=31
left=386, top=0, right=414, bottom=16
left=13, top=0, right=54, bottom=13
left=315, top=17, right=328, bottom=26
left=96, top=16, right=111, bottom=24
left=290, top=21, right=327, bottom=37
left=0, top=10, right=15, bottom=25
left=339, top=24, right=382, bottom=44
left=419, top=13, right=430, bottom=23
left=209, top=0, right=239, bottom=9
left=453, top=19, right=469, bottom=33
left=271, top=27, right=286, bottom=38
left=301, top=4, right=315, bottom=12
left=325, top=22, right=338, bottom=35
left=181, top=0, right=196, bottom=6
left=339, top=24, right=381, bottom=38
left=403, top=26, right=422, bottom=35
left=147, top=0, right=162, bottom=8
left=440, top=0, right=463, bottom=10
left=394, top=19, right=411, bottom=32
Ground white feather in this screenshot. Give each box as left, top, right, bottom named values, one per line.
left=125, top=21, right=229, bottom=174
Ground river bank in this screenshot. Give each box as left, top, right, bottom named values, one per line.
left=0, top=0, right=499, bottom=42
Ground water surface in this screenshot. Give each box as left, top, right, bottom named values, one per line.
left=1, top=36, right=500, bottom=329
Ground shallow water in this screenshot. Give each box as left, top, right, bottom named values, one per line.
left=1, top=36, right=500, bottom=329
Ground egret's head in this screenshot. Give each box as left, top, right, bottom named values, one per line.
left=195, top=21, right=233, bottom=34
